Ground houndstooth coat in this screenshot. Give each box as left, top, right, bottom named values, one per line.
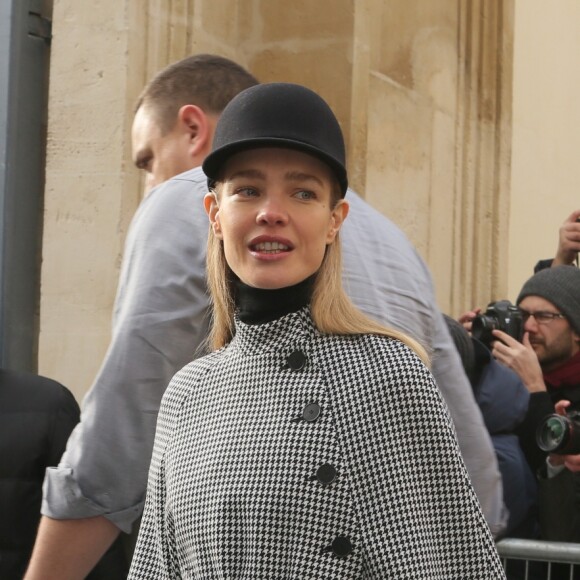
left=129, top=307, right=505, bottom=579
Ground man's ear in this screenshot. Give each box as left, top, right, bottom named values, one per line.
left=326, top=199, right=349, bottom=244
left=178, top=105, right=213, bottom=158
left=204, top=192, right=222, bottom=238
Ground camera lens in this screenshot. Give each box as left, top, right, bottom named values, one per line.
left=537, top=415, right=569, bottom=452
left=471, top=315, right=497, bottom=347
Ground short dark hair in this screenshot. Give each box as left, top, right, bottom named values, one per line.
left=136, top=54, right=259, bottom=133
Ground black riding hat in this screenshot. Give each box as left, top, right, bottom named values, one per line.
left=203, top=83, right=348, bottom=196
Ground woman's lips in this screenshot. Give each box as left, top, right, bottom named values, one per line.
left=251, top=241, right=290, bottom=253
left=248, top=236, right=294, bottom=259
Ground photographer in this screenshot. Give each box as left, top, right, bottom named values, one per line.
left=462, top=265, right=580, bottom=541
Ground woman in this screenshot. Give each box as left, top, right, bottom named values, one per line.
left=129, top=83, right=504, bottom=579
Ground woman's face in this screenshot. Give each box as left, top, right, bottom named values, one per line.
left=204, top=147, right=348, bottom=290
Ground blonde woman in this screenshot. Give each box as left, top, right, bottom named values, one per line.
left=129, top=83, right=504, bottom=579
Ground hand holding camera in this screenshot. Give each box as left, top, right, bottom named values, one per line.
left=458, top=307, right=482, bottom=333
left=465, top=300, right=547, bottom=394
left=491, top=329, right=547, bottom=394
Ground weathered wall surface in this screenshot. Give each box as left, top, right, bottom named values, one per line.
left=39, top=0, right=576, bottom=402
left=39, top=2, right=143, bottom=400
left=39, top=0, right=356, bottom=400
left=351, top=0, right=513, bottom=316
left=507, top=0, right=580, bottom=300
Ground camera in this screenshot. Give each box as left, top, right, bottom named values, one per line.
left=537, top=405, right=580, bottom=455
left=471, top=300, right=524, bottom=348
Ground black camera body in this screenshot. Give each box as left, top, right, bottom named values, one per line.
left=471, top=300, right=524, bottom=349
left=537, top=404, right=580, bottom=455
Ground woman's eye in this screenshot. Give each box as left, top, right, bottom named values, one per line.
left=236, top=187, right=259, bottom=198
left=294, top=190, right=315, bottom=200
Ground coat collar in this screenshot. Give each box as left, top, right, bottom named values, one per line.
left=229, top=306, right=318, bottom=355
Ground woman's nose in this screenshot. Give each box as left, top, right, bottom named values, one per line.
left=256, top=198, right=289, bottom=225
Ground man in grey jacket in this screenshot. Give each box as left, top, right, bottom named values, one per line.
left=25, top=54, right=503, bottom=579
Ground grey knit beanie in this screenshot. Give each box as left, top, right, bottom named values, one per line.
left=516, top=265, right=580, bottom=334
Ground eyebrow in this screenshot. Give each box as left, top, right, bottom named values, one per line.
left=227, top=168, right=265, bottom=181
left=284, top=170, right=325, bottom=187
left=226, top=168, right=325, bottom=187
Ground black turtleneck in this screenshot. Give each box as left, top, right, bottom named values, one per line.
left=235, top=275, right=316, bottom=324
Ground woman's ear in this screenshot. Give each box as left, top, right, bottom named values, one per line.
left=326, top=199, right=349, bottom=244
left=204, top=192, right=222, bottom=238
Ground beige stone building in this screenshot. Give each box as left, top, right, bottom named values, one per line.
left=38, top=0, right=580, bottom=401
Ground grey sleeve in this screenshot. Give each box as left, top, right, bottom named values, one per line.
left=405, top=248, right=506, bottom=536
left=430, top=308, right=507, bottom=537
left=42, top=175, right=210, bottom=533
left=341, top=191, right=506, bottom=536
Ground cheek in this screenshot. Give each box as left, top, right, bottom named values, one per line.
left=161, top=138, right=191, bottom=174
left=216, top=210, right=247, bottom=248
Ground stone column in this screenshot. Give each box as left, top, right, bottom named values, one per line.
left=350, top=0, right=513, bottom=315
left=39, top=0, right=148, bottom=399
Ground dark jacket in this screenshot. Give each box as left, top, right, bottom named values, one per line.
left=471, top=339, right=539, bottom=538
left=0, top=369, right=80, bottom=579
left=535, top=357, right=580, bottom=542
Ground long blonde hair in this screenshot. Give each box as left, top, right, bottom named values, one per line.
left=205, top=183, right=430, bottom=365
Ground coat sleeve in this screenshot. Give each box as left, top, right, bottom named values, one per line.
left=341, top=191, right=505, bottom=536
left=335, top=339, right=506, bottom=579
left=127, top=439, right=179, bottom=579
left=430, top=309, right=506, bottom=537
left=42, top=172, right=211, bottom=533
left=128, top=358, right=215, bottom=579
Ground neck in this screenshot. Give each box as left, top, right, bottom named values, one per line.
left=235, top=275, right=316, bottom=324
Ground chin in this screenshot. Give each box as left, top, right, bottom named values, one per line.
left=238, top=275, right=283, bottom=290
left=241, top=271, right=305, bottom=290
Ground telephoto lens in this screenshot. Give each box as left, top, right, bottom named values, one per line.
left=536, top=413, right=580, bottom=455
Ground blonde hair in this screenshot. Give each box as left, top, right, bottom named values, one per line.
left=206, top=185, right=430, bottom=366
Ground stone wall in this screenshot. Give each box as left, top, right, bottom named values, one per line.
left=40, top=0, right=577, bottom=402
left=507, top=0, right=580, bottom=299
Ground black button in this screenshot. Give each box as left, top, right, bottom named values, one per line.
left=322, top=536, right=353, bottom=557
left=331, top=536, right=353, bottom=557
left=302, top=403, right=321, bottom=422
left=316, top=463, right=337, bottom=485
left=287, top=350, right=307, bottom=370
